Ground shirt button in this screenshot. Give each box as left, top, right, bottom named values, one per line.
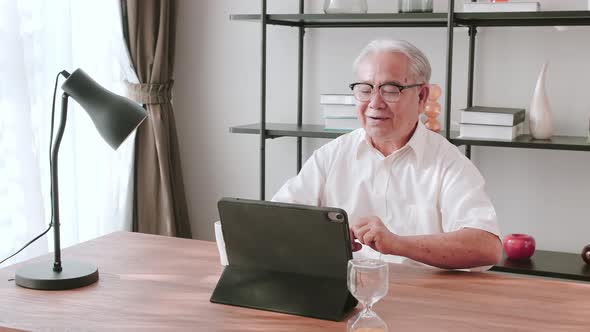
left=376, top=162, right=389, bottom=194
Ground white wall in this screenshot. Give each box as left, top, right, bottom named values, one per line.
left=174, top=0, right=590, bottom=254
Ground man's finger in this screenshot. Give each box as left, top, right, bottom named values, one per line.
left=362, top=229, right=375, bottom=247
left=352, top=241, right=362, bottom=252
left=364, top=228, right=383, bottom=252
left=353, top=224, right=371, bottom=244
left=349, top=228, right=362, bottom=252
left=352, top=218, right=370, bottom=230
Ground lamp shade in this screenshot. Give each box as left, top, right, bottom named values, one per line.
left=61, top=69, right=147, bottom=149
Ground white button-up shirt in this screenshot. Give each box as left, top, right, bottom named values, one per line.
left=272, top=121, right=500, bottom=267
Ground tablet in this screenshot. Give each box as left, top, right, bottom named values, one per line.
left=210, top=197, right=357, bottom=321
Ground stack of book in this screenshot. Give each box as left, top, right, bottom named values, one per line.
left=320, top=94, right=360, bottom=131
left=459, top=106, right=525, bottom=140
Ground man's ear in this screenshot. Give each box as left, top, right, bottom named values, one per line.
left=417, top=85, right=429, bottom=115
left=419, top=85, right=430, bottom=103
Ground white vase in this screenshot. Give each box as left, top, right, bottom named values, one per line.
left=323, top=0, right=368, bottom=13
left=529, top=62, right=553, bottom=139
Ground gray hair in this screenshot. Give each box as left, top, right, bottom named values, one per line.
left=353, top=39, right=431, bottom=83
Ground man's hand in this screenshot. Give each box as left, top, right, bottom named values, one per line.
left=351, top=216, right=396, bottom=254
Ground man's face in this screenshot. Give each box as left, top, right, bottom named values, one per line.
left=355, top=52, right=428, bottom=143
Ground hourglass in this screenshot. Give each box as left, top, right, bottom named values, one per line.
left=347, top=259, right=389, bottom=332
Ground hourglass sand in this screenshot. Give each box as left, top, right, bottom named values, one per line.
left=423, top=83, right=442, bottom=132
left=347, top=259, right=389, bottom=332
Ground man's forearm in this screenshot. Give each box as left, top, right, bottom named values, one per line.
left=388, top=228, right=502, bottom=270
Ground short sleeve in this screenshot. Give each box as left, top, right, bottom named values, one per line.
left=271, top=149, right=328, bottom=206
left=439, top=154, right=501, bottom=239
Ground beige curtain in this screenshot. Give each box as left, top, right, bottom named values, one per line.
left=120, top=0, right=192, bottom=238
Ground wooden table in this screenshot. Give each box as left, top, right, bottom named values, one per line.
left=1, top=231, right=589, bottom=331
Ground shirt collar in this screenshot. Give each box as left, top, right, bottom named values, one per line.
left=356, top=120, right=427, bottom=167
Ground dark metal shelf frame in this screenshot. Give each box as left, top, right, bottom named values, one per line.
left=231, top=1, right=590, bottom=281
left=451, top=134, right=590, bottom=151
left=231, top=122, right=454, bottom=140
left=231, top=124, right=590, bottom=151
left=231, top=11, right=590, bottom=28
left=456, top=10, right=590, bottom=27
left=492, top=250, right=590, bottom=282
left=230, top=13, right=449, bottom=28
left=230, top=123, right=350, bottom=139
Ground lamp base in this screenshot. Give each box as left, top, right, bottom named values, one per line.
left=15, top=261, right=99, bottom=290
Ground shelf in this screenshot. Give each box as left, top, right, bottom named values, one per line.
left=231, top=122, right=452, bottom=140
left=492, top=250, right=590, bottom=282
left=231, top=5, right=590, bottom=281
left=230, top=123, right=351, bottom=139
left=231, top=11, right=590, bottom=28
left=451, top=134, right=590, bottom=151
left=230, top=13, right=449, bottom=28
left=233, top=123, right=590, bottom=151
left=456, top=10, right=590, bottom=27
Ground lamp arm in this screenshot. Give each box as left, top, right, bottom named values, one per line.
left=50, top=93, right=69, bottom=272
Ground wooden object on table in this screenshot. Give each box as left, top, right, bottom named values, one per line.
left=423, top=83, right=442, bottom=132
left=1, top=231, right=589, bottom=331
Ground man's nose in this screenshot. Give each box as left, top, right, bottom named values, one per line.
left=368, top=90, right=386, bottom=109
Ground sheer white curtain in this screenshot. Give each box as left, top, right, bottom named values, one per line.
left=0, top=0, right=135, bottom=268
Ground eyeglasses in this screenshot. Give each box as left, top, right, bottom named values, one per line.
left=349, top=82, right=423, bottom=103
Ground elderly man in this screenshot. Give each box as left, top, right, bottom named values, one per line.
left=272, top=39, right=502, bottom=270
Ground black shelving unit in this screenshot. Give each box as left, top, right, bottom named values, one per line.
left=230, top=13, right=449, bottom=27
left=230, top=11, right=590, bottom=27
left=493, top=250, right=590, bottom=282
left=231, top=123, right=453, bottom=140
left=230, top=123, right=349, bottom=139
left=451, top=135, right=590, bottom=151
left=230, top=1, right=590, bottom=281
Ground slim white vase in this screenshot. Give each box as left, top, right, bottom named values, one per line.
left=529, top=62, right=553, bottom=139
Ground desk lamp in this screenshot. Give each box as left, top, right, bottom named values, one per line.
left=15, top=69, right=147, bottom=290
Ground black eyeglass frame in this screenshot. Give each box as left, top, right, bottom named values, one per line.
left=348, top=82, right=424, bottom=102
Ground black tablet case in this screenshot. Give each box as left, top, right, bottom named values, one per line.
left=210, top=198, right=357, bottom=321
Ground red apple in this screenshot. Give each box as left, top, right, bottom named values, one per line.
left=582, top=245, right=590, bottom=265
left=503, top=234, right=535, bottom=260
